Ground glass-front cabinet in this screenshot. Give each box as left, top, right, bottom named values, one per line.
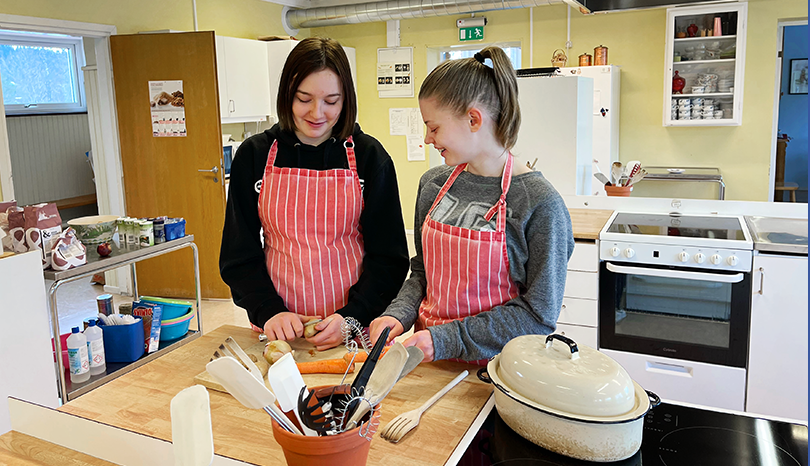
left=663, top=3, right=747, bottom=126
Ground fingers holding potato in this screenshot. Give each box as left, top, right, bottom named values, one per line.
left=303, top=319, right=322, bottom=338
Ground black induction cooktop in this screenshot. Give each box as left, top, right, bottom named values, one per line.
left=606, top=213, right=747, bottom=241
left=457, top=402, right=808, bottom=466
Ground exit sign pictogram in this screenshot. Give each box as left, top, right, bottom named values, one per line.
left=459, top=26, right=484, bottom=42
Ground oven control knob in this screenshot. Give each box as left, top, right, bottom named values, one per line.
left=623, top=248, right=635, bottom=258
left=710, top=254, right=723, bottom=265
left=610, top=247, right=621, bottom=257
left=678, top=251, right=690, bottom=262
left=694, top=253, right=706, bottom=264
left=727, top=255, right=739, bottom=266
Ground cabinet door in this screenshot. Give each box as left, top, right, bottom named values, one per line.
left=220, top=36, right=271, bottom=122
left=663, top=3, right=747, bottom=126
left=747, top=254, right=808, bottom=421
left=216, top=36, right=230, bottom=119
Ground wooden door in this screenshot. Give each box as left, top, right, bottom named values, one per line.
left=111, top=32, right=229, bottom=299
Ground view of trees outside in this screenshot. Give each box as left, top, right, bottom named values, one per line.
left=0, top=43, right=77, bottom=106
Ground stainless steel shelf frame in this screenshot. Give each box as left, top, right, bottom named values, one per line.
left=46, top=235, right=202, bottom=403
left=638, top=166, right=726, bottom=200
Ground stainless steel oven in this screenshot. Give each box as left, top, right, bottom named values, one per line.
left=598, top=212, right=754, bottom=368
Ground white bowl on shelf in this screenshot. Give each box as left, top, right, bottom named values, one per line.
left=667, top=168, right=686, bottom=174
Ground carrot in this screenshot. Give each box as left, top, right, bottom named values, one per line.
left=345, top=345, right=390, bottom=364
left=296, top=358, right=354, bottom=374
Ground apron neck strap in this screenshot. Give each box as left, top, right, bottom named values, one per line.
left=427, top=163, right=467, bottom=215
left=483, top=153, right=514, bottom=230
left=266, top=136, right=358, bottom=175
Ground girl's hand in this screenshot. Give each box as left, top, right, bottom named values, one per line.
left=402, top=330, right=435, bottom=362
left=305, top=314, right=345, bottom=351
left=263, top=312, right=307, bottom=341
left=369, top=316, right=404, bottom=346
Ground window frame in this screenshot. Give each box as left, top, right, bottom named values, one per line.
left=426, top=41, right=523, bottom=75
left=1, top=30, right=87, bottom=115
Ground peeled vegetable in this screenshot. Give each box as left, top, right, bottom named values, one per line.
left=303, top=319, right=323, bottom=339
left=263, top=340, right=292, bottom=365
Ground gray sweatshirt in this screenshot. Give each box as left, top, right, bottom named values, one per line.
left=383, top=165, right=575, bottom=361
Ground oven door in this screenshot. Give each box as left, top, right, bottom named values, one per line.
left=599, top=261, right=751, bottom=367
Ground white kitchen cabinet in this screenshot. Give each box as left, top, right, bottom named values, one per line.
left=266, top=40, right=358, bottom=124
left=746, top=253, right=808, bottom=421
left=557, top=241, right=599, bottom=347
left=663, top=3, right=747, bottom=126
left=216, top=36, right=272, bottom=124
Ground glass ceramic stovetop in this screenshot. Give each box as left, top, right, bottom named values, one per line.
left=606, top=213, right=747, bottom=241
left=458, top=402, right=808, bottom=466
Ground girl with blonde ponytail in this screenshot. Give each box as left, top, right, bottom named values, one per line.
left=370, top=46, right=575, bottom=364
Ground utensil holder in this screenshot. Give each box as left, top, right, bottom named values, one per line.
left=272, top=385, right=381, bottom=466
left=605, top=185, right=633, bottom=197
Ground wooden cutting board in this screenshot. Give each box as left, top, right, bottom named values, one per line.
left=192, top=335, right=362, bottom=392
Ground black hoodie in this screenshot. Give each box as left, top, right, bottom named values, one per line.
left=220, top=123, right=409, bottom=328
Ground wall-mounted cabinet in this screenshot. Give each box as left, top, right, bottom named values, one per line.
left=663, top=3, right=747, bottom=126
left=216, top=36, right=271, bottom=124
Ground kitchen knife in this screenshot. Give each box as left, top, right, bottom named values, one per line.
left=593, top=172, right=611, bottom=186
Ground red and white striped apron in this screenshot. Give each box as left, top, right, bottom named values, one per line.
left=416, top=154, right=520, bottom=365
left=257, top=138, right=365, bottom=319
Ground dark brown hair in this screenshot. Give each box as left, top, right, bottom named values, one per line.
left=419, top=46, right=520, bottom=150
left=277, top=37, right=357, bottom=141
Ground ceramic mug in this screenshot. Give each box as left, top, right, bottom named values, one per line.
left=691, top=86, right=706, bottom=94
left=703, top=98, right=714, bottom=106
left=678, top=98, right=691, bottom=105
left=692, top=97, right=705, bottom=106
left=703, top=104, right=715, bottom=113
left=714, top=110, right=724, bottom=119
left=691, top=110, right=702, bottom=119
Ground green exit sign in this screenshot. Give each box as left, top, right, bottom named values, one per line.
left=459, top=26, right=484, bottom=42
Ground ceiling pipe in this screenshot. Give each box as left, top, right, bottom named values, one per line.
left=284, top=0, right=589, bottom=29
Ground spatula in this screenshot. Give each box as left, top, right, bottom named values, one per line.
left=206, top=356, right=301, bottom=435
left=267, top=352, right=318, bottom=436
left=611, top=162, right=623, bottom=186
left=170, top=385, right=214, bottom=466
left=344, top=342, right=409, bottom=429
left=397, top=346, right=425, bottom=383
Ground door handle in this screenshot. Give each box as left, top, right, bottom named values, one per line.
left=198, top=166, right=219, bottom=174
left=606, top=262, right=744, bottom=284
left=229, top=100, right=235, bottom=114
left=756, top=267, right=764, bottom=295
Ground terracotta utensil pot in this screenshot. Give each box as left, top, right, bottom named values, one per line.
left=605, top=185, right=633, bottom=197
left=272, top=385, right=381, bottom=466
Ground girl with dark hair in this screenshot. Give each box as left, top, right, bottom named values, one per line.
left=370, top=46, right=574, bottom=363
left=221, top=37, right=409, bottom=350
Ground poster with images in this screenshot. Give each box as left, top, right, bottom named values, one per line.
left=149, top=80, right=186, bottom=137
left=377, top=47, right=414, bottom=98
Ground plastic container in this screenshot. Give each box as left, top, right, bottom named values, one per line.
left=84, top=319, right=107, bottom=376
left=98, top=317, right=145, bottom=363
left=140, top=296, right=193, bottom=321
left=164, top=218, right=186, bottom=241
left=67, top=327, right=90, bottom=384
left=153, top=218, right=166, bottom=244
left=139, top=220, right=154, bottom=247
left=160, top=308, right=195, bottom=341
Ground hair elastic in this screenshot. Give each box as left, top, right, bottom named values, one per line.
left=473, top=52, right=493, bottom=69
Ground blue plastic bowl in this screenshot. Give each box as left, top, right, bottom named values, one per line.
left=160, top=308, right=194, bottom=341
left=140, top=296, right=193, bottom=321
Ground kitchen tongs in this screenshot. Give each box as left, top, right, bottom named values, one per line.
left=212, top=336, right=263, bottom=383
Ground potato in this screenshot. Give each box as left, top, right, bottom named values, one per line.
left=303, top=319, right=323, bottom=339
left=263, top=340, right=292, bottom=365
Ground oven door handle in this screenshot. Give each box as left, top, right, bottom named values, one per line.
left=605, top=262, right=745, bottom=284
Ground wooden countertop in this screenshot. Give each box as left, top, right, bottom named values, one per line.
left=0, top=431, right=116, bottom=465
left=59, top=325, right=492, bottom=466
left=569, top=208, right=614, bottom=240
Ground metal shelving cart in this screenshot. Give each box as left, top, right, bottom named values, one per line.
left=45, top=235, right=202, bottom=403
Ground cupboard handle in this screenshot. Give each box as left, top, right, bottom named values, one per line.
left=756, top=267, right=764, bottom=295
left=229, top=100, right=235, bottom=113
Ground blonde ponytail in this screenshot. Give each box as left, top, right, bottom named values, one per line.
left=419, top=46, right=521, bottom=150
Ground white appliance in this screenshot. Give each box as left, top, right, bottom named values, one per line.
left=513, top=72, right=594, bottom=196
left=558, top=65, right=621, bottom=195
left=598, top=211, right=755, bottom=411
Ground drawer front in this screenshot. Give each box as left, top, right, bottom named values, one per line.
left=568, top=241, right=598, bottom=272
left=564, top=270, right=598, bottom=299
left=600, top=349, right=746, bottom=412
left=554, top=323, right=597, bottom=349
left=559, top=297, right=598, bottom=327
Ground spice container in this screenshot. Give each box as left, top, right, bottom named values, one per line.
left=153, top=218, right=166, bottom=244
left=139, top=220, right=154, bottom=247
left=578, top=53, right=592, bottom=66
left=594, top=45, right=608, bottom=65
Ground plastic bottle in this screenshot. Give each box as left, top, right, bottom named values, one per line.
left=67, top=327, right=90, bottom=384
left=84, top=319, right=107, bottom=376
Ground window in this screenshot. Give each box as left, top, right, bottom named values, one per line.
left=427, top=41, right=522, bottom=75
left=0, top=30, right=86, bottom=115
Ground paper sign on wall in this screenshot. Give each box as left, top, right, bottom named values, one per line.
left=389, top=108, right=425, bottom=161
left=149, top=80, right=186, bottom=137
left=377, top=47, right=414, bottom=98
